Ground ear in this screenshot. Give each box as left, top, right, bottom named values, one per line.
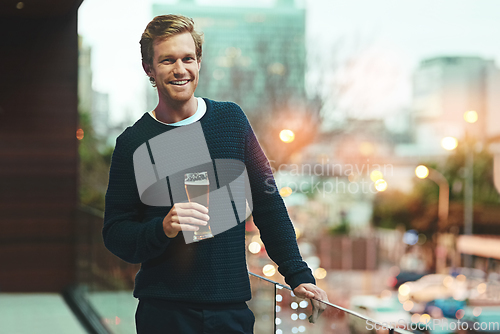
left=197, top=59, right=202, bottom=71
left=142, top=61, right=152, bottom=76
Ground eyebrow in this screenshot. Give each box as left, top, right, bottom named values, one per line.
left=157, top=53, right=196, bottom=60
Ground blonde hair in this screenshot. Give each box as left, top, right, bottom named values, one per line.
left=140, top=15, right=203, bottom=85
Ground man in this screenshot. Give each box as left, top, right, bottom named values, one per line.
left=103, top=14, right=328, bottom=334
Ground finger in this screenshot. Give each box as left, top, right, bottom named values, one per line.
left=176, top=208, right=210, bottom=221
left=172, top=222, right=200, bottom=232
left=312, top=298, right=326, bottom=311
left=176, top=216, right=209, bottom=227
left=175, top=202, right=208, bottom=213
left=295, top=286, right=315, bottom=299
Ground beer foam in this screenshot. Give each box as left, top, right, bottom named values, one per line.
left=185, top=179, right=209, bottom=185
left=185, top=172, right=209, bottom=185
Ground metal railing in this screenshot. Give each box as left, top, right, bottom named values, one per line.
left=72, top=207, right=413, bottom=334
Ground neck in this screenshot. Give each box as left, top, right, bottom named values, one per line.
left=153, top=96, right=198, bottom=124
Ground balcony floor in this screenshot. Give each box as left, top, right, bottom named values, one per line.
left=0, top=293, right=87, bottom=334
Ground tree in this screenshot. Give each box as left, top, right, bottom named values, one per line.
left=78, top=111, right=113, bottom=211
left=372, top=143, right=500, bottom=234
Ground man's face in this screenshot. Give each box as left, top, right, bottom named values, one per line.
left=146, top=32, right=201, bottom=106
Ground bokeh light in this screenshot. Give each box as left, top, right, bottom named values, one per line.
left=398, top=293, right=409, bottom=303
left=370, top=170, right=383, bottom=182
left=314, top=267, right=327, bottom=279
left=477, top=283, right=487, bottom=294
left=380, top=290, right=392, bottom=299
left=473, top=307, right=482, bottom=317
left=248, top=242, right=261, bottom=254
left=403, top=300, right=414, bottom=311
left=464, top=110, right=478, bottom=123
left=280, top=187, right=293, bottom=197
left=280, top=129, right=295, bottom=143
left=420, top=314, right=431, bottom=324
left=263, top=264, right=276, bottom=277
left=399, top=283, right=410, bottom=296
left=359, top=142, right=375, bottom=156
left=375, top=179, right=388, bottom=191
left=441, top=137, right=458, bottom=150
left=415, top=165, right=429, bottom=179
left=443, top=276, right=454, bottom=288
left=76, top=128, right=84, bottom=140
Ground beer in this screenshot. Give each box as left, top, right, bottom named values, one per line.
left=184, top=172, right=213, bottom=241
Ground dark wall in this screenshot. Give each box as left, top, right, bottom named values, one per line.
left=0, top=14, right=79, bottom=291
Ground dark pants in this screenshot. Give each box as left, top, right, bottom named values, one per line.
left=135, top=299, right=255, bottom=334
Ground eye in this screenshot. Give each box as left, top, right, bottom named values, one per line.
left=162, top=58, right=173, bottom=64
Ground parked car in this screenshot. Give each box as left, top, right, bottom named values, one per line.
left=350, top=294, right=411, bottom=333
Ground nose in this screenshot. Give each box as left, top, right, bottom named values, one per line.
left=173, top=59, right=187, bottom=76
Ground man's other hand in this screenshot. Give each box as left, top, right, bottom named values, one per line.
left=293, top=283, right=328, bottom=323
left=162, top=202, right=209, bottom=238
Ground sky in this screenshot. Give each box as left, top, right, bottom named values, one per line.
left=78, top=0, right=500, bottom=126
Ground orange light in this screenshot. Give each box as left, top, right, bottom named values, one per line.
left=279, top=129, right=295, bottom=143
left=76, top=128, right=84, bottom=140
left=280, top=187, right=293, bottom=197
left=314, top=268, right=327, bottom=279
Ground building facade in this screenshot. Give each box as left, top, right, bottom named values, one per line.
left=412, top=56, right=500, bottom=152
left=148, top=0, right=307, bottom=115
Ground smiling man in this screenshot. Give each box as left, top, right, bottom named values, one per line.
left=103, top=14, right=328, bottom=334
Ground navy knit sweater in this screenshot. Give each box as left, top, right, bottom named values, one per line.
left=103, top=98, right=315, bottom=304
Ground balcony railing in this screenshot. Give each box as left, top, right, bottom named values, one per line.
left=70, top=207, right=413, bottom=334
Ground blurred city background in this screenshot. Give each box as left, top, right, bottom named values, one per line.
left=1, top=0, right=500, bottom=333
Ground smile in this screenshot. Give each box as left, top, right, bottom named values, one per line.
left=170, top=80, right=190, bottom=85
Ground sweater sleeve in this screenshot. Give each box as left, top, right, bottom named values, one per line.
left=103, top=135, right=171, bottom=264
left=244, top=119, right=315, bottom=290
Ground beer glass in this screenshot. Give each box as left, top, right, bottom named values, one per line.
left=184, top=172, right=213, bottom=241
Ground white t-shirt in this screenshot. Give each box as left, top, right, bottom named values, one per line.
left=148, top=97, right=206, bottom=126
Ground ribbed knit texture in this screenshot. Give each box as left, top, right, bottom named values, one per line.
left=103, top=98, right=315, bottom=304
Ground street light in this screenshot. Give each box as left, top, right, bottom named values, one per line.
left=414, top=165, right=450, bottom=228
left=415, top=165, right=450, bottom=273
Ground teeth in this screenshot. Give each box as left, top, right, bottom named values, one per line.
left=171, top=80, right=188, bottom=85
